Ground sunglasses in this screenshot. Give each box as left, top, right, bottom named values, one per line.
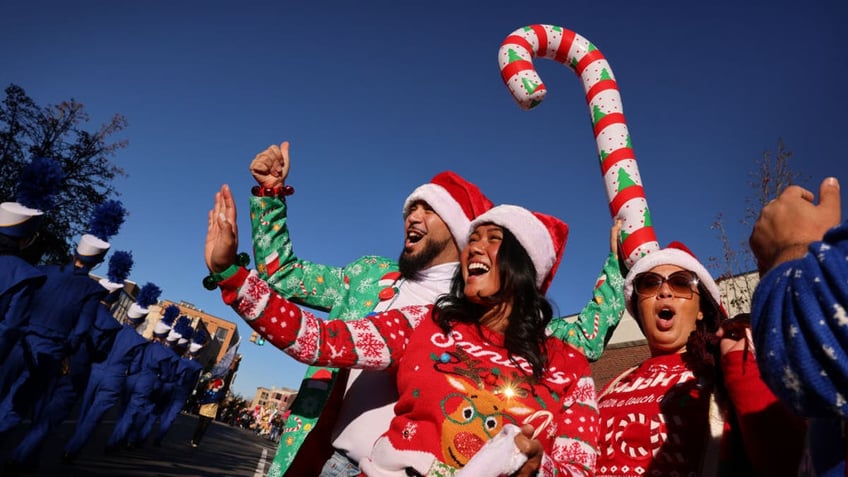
left=632, top=270, right=700, bottom=299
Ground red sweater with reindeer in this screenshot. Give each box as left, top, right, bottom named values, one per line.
left=221, top=267, right=598, bottom=476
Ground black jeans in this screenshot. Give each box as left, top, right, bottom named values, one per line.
left=192, top=416, right=213, bottom=444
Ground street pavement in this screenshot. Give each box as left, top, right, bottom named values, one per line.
left=0, top=413, right=278, bottom=477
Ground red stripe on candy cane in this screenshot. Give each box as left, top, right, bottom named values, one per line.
left=503, top=35, right=534, bottom=56
left=575, top=49, right=608, bottom=76
left=600, top=148, right=636, bottom=176
left=553, top=29, right=576, bottom=64
left=622, top=227, right=658, bottom=261
left=530, top=24, right=549, bottom=56
left=593, top=112, right=627, bottom=138
left=609, top=184, right=645, bottom=215
left=500, top=59, right=534, bottom=83
left=586, top=79, right=619, bottom=105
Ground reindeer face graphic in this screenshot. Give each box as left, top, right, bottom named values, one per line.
left=438, top=376, right=532, bottom=467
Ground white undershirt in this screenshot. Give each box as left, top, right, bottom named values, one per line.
left=330, top=262, right=457, bottom=464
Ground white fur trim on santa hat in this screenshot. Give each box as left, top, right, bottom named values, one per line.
left=189, top=342, right=204, bottom=353
left=469, top=205, right=554, bottom=289
left=623, top=247, right=722, bottom=316
left=127, top=302, right=149, bottom=319
left=166, top=328, right=182, bottom=342
left=403, top=183, right=471, bottom=250
left=76, top=233, right=110, bottom=258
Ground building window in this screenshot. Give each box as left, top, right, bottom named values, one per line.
left=215, top=327, right=229, bottom=341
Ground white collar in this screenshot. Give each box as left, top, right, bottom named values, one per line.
left=409, top=261, right=458, bottom=284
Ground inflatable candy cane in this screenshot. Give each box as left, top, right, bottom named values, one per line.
left=499, top=25, right=659, bottom=267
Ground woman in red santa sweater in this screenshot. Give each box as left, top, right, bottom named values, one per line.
left=206, top=202, right=599, bottom=477
left=595, top=243, right=806, bottom=477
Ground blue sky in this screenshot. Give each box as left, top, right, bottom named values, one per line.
left=2, top=1, right=845, bottom=397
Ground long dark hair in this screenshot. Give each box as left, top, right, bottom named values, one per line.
left=433, top=227, right=553, bottom=380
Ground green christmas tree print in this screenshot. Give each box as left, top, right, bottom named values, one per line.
left=617, top=167, right=636, bottom=191
left=643, top=207, right=652, bottom=227
left=508, top=48, right=523, bottom=63
left=600, top=68, right=612, bottom=81
left=592, top=105, right=606, bottom=125
left=522, top=77, right=542, bottom=95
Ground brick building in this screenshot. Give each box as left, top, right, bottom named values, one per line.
left=251, top=386, right=298, bottom=412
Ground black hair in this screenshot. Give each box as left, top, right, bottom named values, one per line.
left=433, top=227, right=552, bottom=381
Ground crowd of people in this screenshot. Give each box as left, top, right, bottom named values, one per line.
left=217, top=402, right=291, bottom=444
left=202, top=139, right=847, bottom=477
left=0, top=157, right=219, bottom=475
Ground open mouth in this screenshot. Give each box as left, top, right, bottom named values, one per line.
left=658, top=307, right=675, bottom=320
left=405, top=229, right=424, bottom=249
left=655, top=307, right=675, bottom=331
left=467, top=262, right=490, bottom=276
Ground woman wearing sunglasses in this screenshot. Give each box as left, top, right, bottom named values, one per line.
left=594, top=243, right=806, bottom=477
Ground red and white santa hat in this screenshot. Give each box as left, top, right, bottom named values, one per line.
left=403, top=171, right=493, bottom=250
left=469, top=205, right=569, bottom=294
left=622, top=241, right=723, bottom=317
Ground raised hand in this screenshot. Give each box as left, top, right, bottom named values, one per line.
left=750, top=177, right=842, bottom=274
left=249, top=141, right=291, bottom=188
left=205, top=184, right=239, bottom=273
left=610, top=217, right=624, bottom=259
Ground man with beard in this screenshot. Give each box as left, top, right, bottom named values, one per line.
left=207, top=140, right=493, bottom=477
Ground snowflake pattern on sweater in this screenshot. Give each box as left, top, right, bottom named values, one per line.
left=752, top=220, right=848, bottom=417
left=752, top=220, right=848, bottom=476
left=221, top=267, right=599, bottom=476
